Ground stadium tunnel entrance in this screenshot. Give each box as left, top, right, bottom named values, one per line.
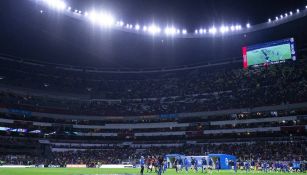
left=208, top=154, right=236, bottom=170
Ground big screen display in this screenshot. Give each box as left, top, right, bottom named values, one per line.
left=242, top=38, right=296, bottom=68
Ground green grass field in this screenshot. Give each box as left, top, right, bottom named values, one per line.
left=247, top=43, right=292, bottom=66
left=0, top=168, right=304, bottom=175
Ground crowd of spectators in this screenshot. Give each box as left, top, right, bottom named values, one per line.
left=0, top=58, right=306, bottom=116
left=0, top=142, right=305, bottom=167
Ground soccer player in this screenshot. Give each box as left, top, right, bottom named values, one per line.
left=262, top=161, right=268, bottom=173
left=202, top=157, right=207, bottom=173
left=251, top=160, right=255, bottom=172
left=158, top=156, right=164, bottom=175
left=184, top=157, right=189, bottom=172
left=140, top=156, right=145, bottom=175
left=194, top=158, right=198, bottom=172
left=191, top=157, right=196, bottom=172
left=215, top=158, right=220, bottom=172
left=244, top=160, right=250, bottom=173
left=162, top=158, right=167, bottom=173
left=208, top=158, right=213, bottom=174
left=145, top=156, right=150, bottom=173
left=174, top=158, right=179, bottom=173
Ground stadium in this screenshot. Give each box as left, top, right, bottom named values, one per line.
left=0, top=0, right=306, bottom=175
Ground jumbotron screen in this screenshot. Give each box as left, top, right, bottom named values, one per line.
left=242, top=38, right=296, bottom=68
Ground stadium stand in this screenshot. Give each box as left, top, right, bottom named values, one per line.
left=0, top=53, right=306, bottom=169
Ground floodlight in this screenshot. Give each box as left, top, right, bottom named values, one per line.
left=219, top=26, right=226, bottom=33
left=246, top=23, right=250, bottom=28
left=230, top=25, right=235, bottom=31
left=199, top=29, right=204, bottom=34
left=164, top=27, right=177, bottom=35
left=116, top=21, right=124, bottom=27
left=235, top=25, right=241, bottom=30
left=224, top=26, right=229, bottom=32
left=209, top=27, right=217, bottom=34
left=143, top=26, right=148, bottom=31
left=44, top=0, right=66, bottom=10
left=88, top=11, right=98, bottom=23
left=148, top=24, right=161, bottom=35
left=99, top=13, right=115, bottom=26
left=135, top=24, right=140, bottom=30
left=182, top=29, right=187, bottom=34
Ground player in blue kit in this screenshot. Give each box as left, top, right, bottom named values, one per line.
left=140, top=156, right=145, bottom=175
left=244, top=161, right=250, bottom=173
left=215, top=158, right=220, bottom=172
left=208, top=158, right=213, bottom=174
left=195, top=158, right=199, bottom=172
left=184, top=157, right=189, bottom=172
left=202, top=157, right=207, bottom=173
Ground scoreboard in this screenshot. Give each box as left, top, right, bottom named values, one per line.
left=242, top=38, right=296, bottom=68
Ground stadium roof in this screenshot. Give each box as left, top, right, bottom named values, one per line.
left=0, top=0, right=307, bottom=69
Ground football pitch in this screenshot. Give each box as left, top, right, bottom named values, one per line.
left=0, top=168, right=304, bottom=175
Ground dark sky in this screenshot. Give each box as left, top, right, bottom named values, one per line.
left=68, top=0, right=306, bottom=27
left=0, top=0, right=306, bottom=69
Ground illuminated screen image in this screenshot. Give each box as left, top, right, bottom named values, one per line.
left=242, top=38, right=296, bottom=68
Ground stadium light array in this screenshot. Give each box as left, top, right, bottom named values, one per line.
left=208, top=27, right=217, bottom=35
left=199, top=29, right=204, bottom=34
left=148, top=24, right=161, bottom=35
left=235, top=25, right=242, bottom=30
left=164, top=27, right=177, bottom=35
left=230, top=25, right=235, bottom=31
left=37, top=0, right=307, bottom=38
left=116, top=21, right=124, bottom=27
left=88, top=11, right=115, bottom=27
left=42, top=0, right=66, bottom=10
left=219, top=26, right=228, bottom=33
